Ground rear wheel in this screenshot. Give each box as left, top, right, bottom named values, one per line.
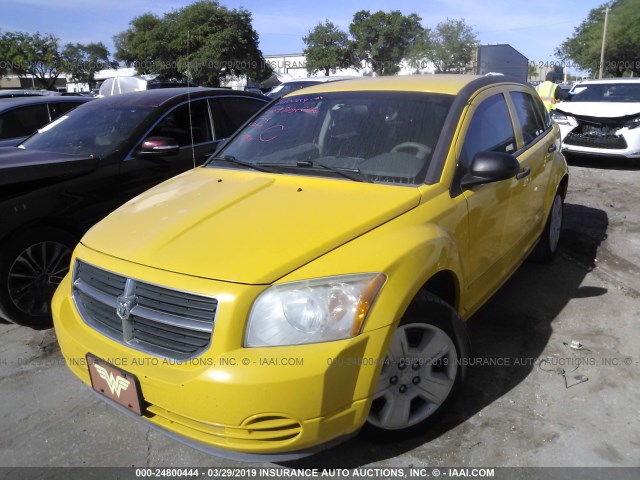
left=530, top=192, right=563, bottom=263
left=366, top=293, right=465, bottom=437
left=0, top=228, right=76, bottom=329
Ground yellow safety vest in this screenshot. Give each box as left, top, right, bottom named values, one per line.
left=536, top=81, right=558, bottom=112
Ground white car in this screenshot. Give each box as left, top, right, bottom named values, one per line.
left=267, top=76, right=355, bottom=99
left=551, top=79, right=640, bottom=159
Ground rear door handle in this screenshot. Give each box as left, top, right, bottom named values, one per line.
left=516, top=166, right=531, bottom=180
left=547, top=144, right=557, bottom=153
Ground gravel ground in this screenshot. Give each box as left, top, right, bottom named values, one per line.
left=1, top=158, right=639, bottom=471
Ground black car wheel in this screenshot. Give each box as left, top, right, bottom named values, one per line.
left=0, top=228, right=76, bottom=329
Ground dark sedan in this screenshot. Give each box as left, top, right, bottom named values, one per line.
left=0, top=96, right=93, bottom=147
left=0, top=88, right=269, bottom=328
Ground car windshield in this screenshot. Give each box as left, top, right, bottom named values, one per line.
left=214, top=91, right=454, bottom=185
left=20, top=104, right=153, bottom=157
left=571, top=83, right=640, bottom=103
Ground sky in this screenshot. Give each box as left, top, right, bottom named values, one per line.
left=1, top=0, right=608, bottom=76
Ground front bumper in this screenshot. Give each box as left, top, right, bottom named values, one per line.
left=558, top=122, right=640, bottom=159
left=52, top=247, right=392, bottom=458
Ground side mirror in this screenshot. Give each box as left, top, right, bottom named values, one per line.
left=136, top=136, right=180, bottom=157
left=461, top=151, right=520, bottom=189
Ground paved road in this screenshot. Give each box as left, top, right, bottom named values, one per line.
left=1, top=160, right=639, bottom=470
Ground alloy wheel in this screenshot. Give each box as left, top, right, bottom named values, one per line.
left=549, top=195, right=563, bottom=253
left=368, top=323, right=458, bottom=430
left=7, top=241, right=72, bottom=316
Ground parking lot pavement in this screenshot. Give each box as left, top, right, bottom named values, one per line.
left=1, top=161, right=639, bottom=469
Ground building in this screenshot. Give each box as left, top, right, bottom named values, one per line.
left=475, top=44, right=528, bottom=83
left=0, top=74, right=67, bottom=92
left=65, top=67, right=137, bottom=93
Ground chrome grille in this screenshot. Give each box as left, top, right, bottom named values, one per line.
left=73, top=260, right=217, bottom=360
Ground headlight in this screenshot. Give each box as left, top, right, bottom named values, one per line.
left=623, top=116, right=640, bottom=129
left=245, top=273, right=386, bottom=347
left=551, top=110, right=571, bottom=124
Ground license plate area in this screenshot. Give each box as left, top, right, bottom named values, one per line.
left=87, top=354, right=144, bottom=415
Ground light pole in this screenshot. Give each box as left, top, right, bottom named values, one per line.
left=598, top=4, right=611, bottom=79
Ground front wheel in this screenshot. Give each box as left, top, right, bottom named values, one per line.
left=0, top=228, right=76, bottom=329
left=365, top=293, right=465, bottom=437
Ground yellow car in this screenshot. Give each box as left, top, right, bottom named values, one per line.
left=53, top=75, right=568, bottom=460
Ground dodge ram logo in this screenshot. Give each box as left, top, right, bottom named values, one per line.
left=116, top=294, right=137, bottom=321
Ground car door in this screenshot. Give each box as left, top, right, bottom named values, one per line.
left=455, top=89, right=528, bottom=307
left=505, top=89, right=553, bottom=248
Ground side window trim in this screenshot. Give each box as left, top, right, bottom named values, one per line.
left=45, top=103, right=54, bottom=124
left=207, top=97, right=217, bottom=140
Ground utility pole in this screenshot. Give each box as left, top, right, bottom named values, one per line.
left=598, top=5, right=610, bottom=79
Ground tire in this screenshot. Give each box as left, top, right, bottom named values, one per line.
left=0, top=228, right=76, bottom=329
left=530, top=192, right=563, bottom=263
left=365, top=292, right=466, bottom=438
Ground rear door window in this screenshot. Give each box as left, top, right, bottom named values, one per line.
left=149, top=100, right=213, bottom=146
left=49, top=101, right=84, bottom=120
left=509, top=91, right=547, bottom=147
left=210, top=97, right=266, bottom=139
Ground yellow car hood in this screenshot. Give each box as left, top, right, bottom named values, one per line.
left=81, top=168, right=421, bottom=284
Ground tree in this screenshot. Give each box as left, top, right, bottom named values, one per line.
left=556, top=0, right=640, bottom=77
left=428, top=19, right=479, bottom=74
left=61, top=42, right=116, bottom=90
left=0, top=32, right=61, bottom=89
left=114, top=0, right=272, bottom=87
left=113, top=13, right=166, bottom=75
left=405, top=30, right=433, bottom=72
left=349, top=10, right=424, bottom=76
left=303, top=21, right=352, bottom=76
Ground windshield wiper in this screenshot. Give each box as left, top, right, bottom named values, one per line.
left=211, top=155, right=280, bottom=173
left=257, top=160, right=370, bottom=183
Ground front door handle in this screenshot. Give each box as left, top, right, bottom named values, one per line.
left=516, top=166, right=531, bottom=180
left=547, top=144, right=557, bottom=153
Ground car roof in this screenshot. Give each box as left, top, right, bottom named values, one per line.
left=0, top=95, right=92, bottom=113
left=286, top=74, right=516, bottom=96
left=91, top=87, right=268, bottom=108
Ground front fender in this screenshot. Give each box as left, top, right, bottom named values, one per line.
left=279, top=216, right=467, bottom=334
